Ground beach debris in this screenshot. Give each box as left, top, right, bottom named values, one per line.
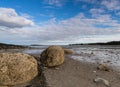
left=64, top=49, right=73, bottom=54
left=106, top=60, right=111, bottom=63
left=55, top=67, right=60, bottom=70
left=0, top=53, right=38, bottom=86
left=97, top=64, right=110, bottom=71
left=94, top=77, right=110, bottom=87
left=40, top=45, right=65, bottom=67
left=93, top=71, right=97, bottom=73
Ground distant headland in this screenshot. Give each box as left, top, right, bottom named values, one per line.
left=69, top=41, right=120, bottom=45
left=0, top=43, right=28, bottom=49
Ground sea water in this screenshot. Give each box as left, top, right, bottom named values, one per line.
left=70, top=45, right=120, bottom=70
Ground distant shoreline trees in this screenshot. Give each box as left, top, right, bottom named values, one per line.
left=69, top=41, right=120, bottom=46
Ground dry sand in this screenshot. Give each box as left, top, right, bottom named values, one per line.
left=44, top=56, right=120, bottom=87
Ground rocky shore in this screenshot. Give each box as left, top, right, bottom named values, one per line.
left=0, top=45, right=120, bottom=87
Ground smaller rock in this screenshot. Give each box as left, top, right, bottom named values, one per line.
left=40, top=46, right=65, bottom=67
left=54, top=67, right=60, bottom=70
left=106, top=60, right=111, bottom=63
left=93, top=71, right=97, bottom=73
left=64, top=49, right=73, bottom=54
left=97, top=64, right=110, bottom=71
left=94, top=77, right=110, bottom=87
left=91, top=52, right=94, bottom=54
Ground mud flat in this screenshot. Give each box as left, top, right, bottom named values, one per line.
left=44, top=56, right=120, bottom=87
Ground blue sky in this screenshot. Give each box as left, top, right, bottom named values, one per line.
left=0, top=0, right=120, bottom=45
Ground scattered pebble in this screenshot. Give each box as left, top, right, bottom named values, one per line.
left=55, top=67, right=60, bottom=70
left=107, top=60, right=111, bottom=63
left=94, top=77, right=110, bottom=87
left=97, top=64, right=110, bottom=72
left=93, top=71, right=96, bottom=73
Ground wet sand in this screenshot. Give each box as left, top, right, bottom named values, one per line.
left=44, top=56, right=120, bottom=87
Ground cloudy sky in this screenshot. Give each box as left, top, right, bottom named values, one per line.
left=0, top=0, right=120, bottom=45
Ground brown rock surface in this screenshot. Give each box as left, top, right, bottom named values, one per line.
left=0, top=53, right=38, bottom=86
left=40, top=46, right=64, bottom=67
left=64, top=49, right=73, bottom=54
left=97, top=64, right=110, bottom=71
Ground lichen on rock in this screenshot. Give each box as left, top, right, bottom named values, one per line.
left=40, top=46, right=65, bottom=67
left=0, top=53, right=38, bottom=86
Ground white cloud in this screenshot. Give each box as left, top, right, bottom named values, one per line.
left=44, top=0, right=64, bottom=7
left=73, top=34, right=120, bottom=44
left=76, top=0, right=99, bottom=4
left=101, top=0, right=120, bottom=10
left=116, top=12, right=120, bottom=16
left=0, top=8, right=34, bottom=28
left=2, top=12, right=120, bottom=45
left=1, top=2, right=120, bottom=45
left=20, top=13, right=34, bottom=19
left=90, top=8, right=104, bottom=17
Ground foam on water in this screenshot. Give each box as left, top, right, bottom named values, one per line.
left=71, top=46, right=120, bottom=70
left=23, top=49, right=43, bottom=54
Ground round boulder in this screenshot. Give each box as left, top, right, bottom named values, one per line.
left=0, top=53, right=38, bottom=86
left=40, top=46, right=64, bottom=67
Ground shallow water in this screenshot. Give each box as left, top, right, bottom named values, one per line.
left=23, top=49, right=44, bottom=54
left=70, top=45, right=120, bottom=70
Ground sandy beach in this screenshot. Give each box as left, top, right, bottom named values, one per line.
left=0, top=45, right=120, bottom=87
left=43, top=56, right=120, bottom=87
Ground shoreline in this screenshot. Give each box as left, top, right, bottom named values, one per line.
left=9, top=55, right=120, bottom=87
left=1, top=46, right=120, bottom=73
left=0, top=46, right=120, bottom=87
left=44, top=56, right=120, bottom=87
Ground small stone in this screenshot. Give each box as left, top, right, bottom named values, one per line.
left=94, top=77, right=110, bottom=87
left=93, top=71, right=97, bottom=73
left=54, top=67, right=60, bottom=70
left=43, top=66, right=48, bottom=69
left=107, top=60, right=111, bottom=63
left=97, top=64, right=110, bottom=71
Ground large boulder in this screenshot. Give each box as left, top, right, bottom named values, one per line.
left=40, top=46, right=65, bottom=67
left=0, top=53, right=38, bottom=86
